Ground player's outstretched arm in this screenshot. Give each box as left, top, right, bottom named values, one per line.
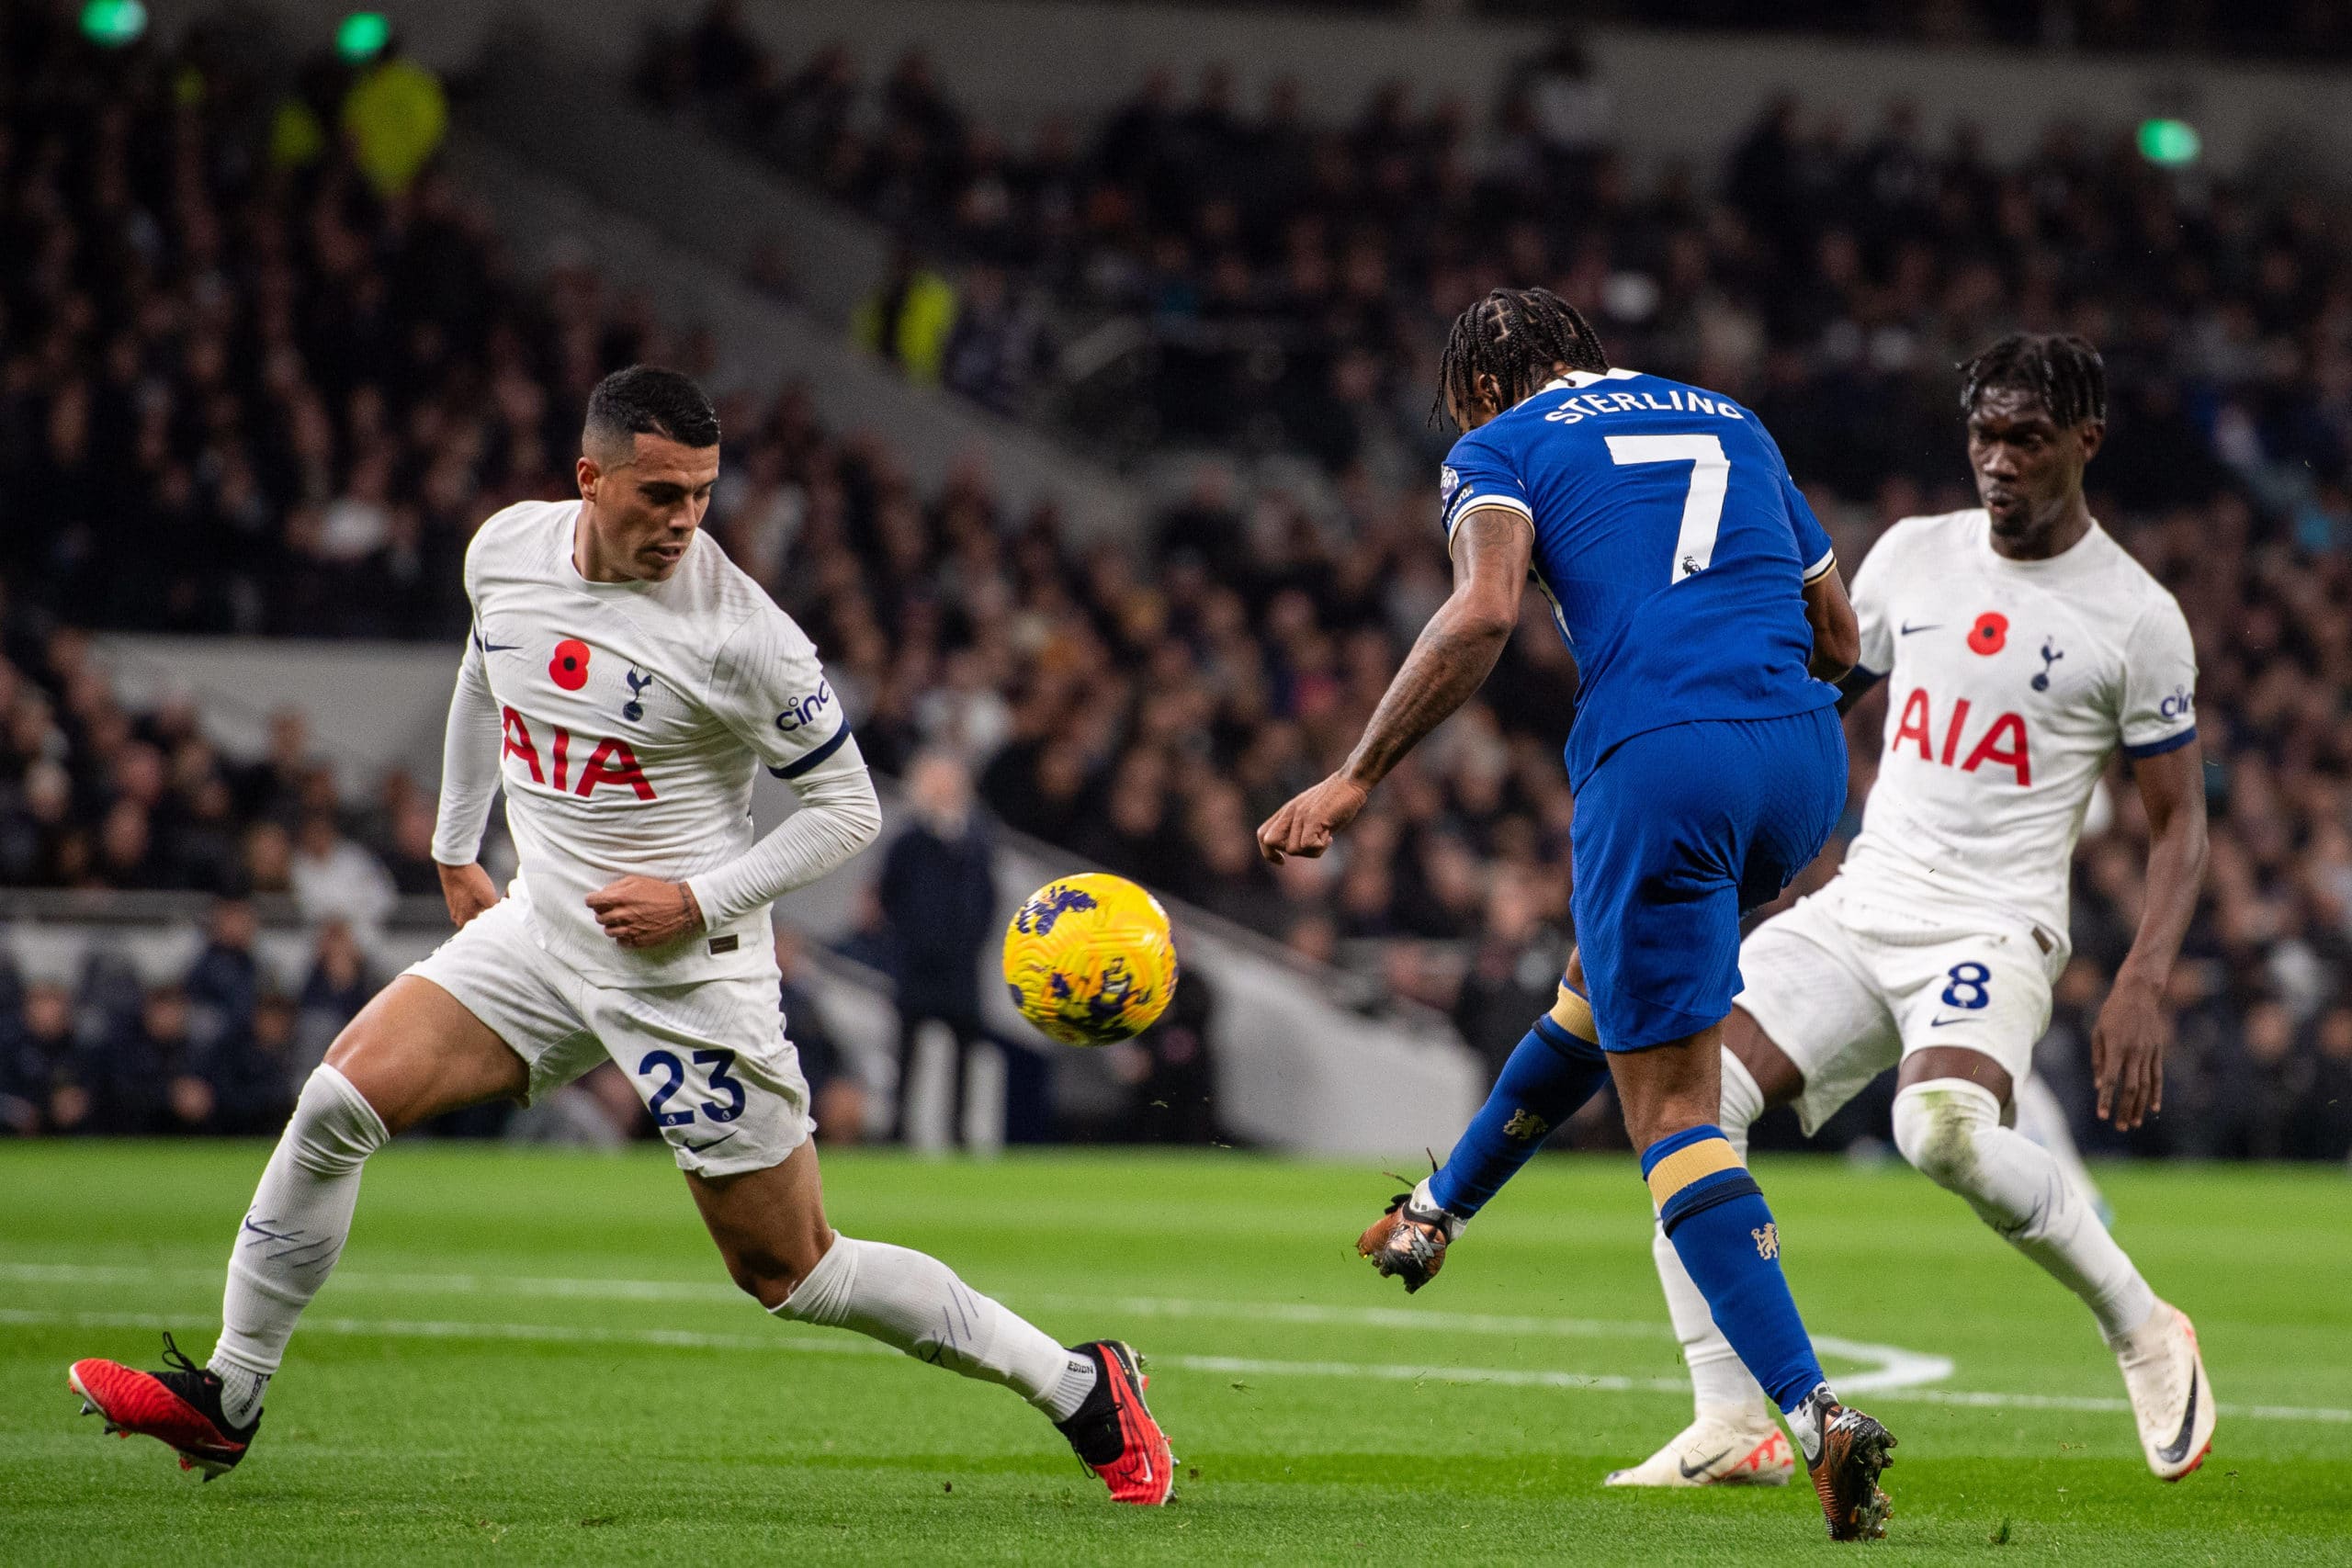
left=2093, top=739, right=2209, bottom=1130
left=431, top=632, right=505, bottom=929
left=1257, top=506, right=1531, bottom=863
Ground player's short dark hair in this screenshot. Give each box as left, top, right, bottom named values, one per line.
left=1433, top=287, right=1610, bottom=426
left=1957, top=333, right=2107, bottom=429
left=583, top=365, right=720, bottom=454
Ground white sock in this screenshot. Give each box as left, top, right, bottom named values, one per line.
left=1893, top=1079, right=2157, bottom=1340
left=775, top=1235, right=1096, bottom=1420
left=209, top=1064, right=388, bottom=1416
left=213, top=1364, right=269, bottom=1429
left=1653, top=1048, right=1771, bottom=1419
left=2012, top=1072, right=2108, bottom=1214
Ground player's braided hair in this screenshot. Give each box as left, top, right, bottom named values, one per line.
left=1433, top=287, right=1610, bottom=427
left=1957, top=333, right=2107, bottom=429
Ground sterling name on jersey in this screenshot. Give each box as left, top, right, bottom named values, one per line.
left=1440, top=367, right=1839, bottom=786
left=1839, top=508, right=2198, bottom=940
left=431, top=499, right=848, bottom=987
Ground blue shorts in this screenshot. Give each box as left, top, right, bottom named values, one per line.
left=1570, top=707, right=1846, bottom=1053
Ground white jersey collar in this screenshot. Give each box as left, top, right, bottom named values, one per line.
left=1976, top=509, right=2108, bottom=572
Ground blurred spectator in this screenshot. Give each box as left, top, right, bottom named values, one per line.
left=215, top=992, right=301, bottom=1136
left=104, top=987, right=218, bottom=1135
left=290, top=814, right=398, bottom=933
left=878, top=751, right=997, bottom=1145
left=778, top=928, right=867, bottom=1145
left=296, top=920, right=377, bottom=1076
left=505, top=1062, right=639, bottom=1151
left=853, top=242, right=958, bottom=386
left=1, top=982, right=99, bottom=1137
left=942, top=265, right=1046, bottom=413
left=341, top=41, right=449, bottom=198
left=186, top=896, right=263, bottom=1039
left=1101, top=949, right=1217, bottom=1145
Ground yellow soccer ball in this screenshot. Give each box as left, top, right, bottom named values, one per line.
left=1002, top=873, right=1178, bottom=1046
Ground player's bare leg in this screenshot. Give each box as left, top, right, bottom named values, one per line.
left=1608, top=1007, right=1804, bottom=1489
left=69, top=976, right=528, bottom=1477
left=1612, top=1028, right=1895, bottom=1540
left=1894, top=1047, right=2211, bottom=1480
left=692, top=1139, right=1173, bottom=1504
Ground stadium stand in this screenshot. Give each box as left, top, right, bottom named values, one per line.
left=6, top=6, right=2350, bottom=1160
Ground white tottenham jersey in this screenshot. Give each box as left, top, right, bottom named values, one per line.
left=1836, top=509, right=2198, bottom=942
left=431, top=499, right=849, bottom=987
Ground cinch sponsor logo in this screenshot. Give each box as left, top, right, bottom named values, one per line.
left=775, top=680, right=833, bottom=734
left=500, top=705, right=656, bottom=799
left=1889, top=687, right=2031, bottom=785
left=2159, top=687, right=2194, bottom=721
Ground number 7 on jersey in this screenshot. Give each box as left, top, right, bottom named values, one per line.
left=1606, top=434, right=1729, bottom=584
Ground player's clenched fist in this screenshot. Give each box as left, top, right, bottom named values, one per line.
left=586, top=874, right=704, bottom=949
left=437, top=862, right=502, bottom=929
left=1256, top=773, right=1370, bottom=864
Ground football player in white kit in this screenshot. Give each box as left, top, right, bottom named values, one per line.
left=67, top=368, right=1175, bottom=1505
left=1363, top=335, right=2215, bottom=1490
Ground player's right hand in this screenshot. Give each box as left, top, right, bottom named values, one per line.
left=1256, top=773, right=1370, bottom=863
left=2091, top=971, right=2167, bottom=1131
left=437, top=862, right=502, bottom=929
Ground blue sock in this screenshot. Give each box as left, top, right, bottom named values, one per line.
left=1642, top=1124, right=1826, bottom=1413
left=1428, top=1012, right=1609, bottom=1218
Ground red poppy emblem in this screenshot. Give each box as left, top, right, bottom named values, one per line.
left=549, top=638, right=591, bottom=690
left=1967, top=612, right=2007, bottom=657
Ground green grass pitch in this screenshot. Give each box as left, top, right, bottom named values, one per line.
left=3, top=1142, right=2347, bottom=1564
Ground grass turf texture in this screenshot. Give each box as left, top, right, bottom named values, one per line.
left=2, top=1143, right=2347, bottom=1565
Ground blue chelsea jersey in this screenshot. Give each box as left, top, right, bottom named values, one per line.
left=1440, top=367, right=1838, bottom=787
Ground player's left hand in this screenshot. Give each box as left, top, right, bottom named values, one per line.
left=1256, top=773, right=1370, bottom=863
left=587, top=875, right=705, bottom=949
left=2091, top=972, right=2167, bottom=1131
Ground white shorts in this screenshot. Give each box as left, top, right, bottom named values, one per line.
left=1734, top=881, right=2064, bottom=1136
left=406, top=899, right=810, bottom=1179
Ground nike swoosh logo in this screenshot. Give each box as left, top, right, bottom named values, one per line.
left=2156, top=1363, right=2199, bottom=1466
left=1928, top=1015, right=1973, bottom=1027
left=1900, top=622, right=1941, bottom=636
left=680, top=1131, right=739, bottom=1154
left=481, top=642, right=520, bottom=653
left=1679, top=1449, right=1731, bottom=1480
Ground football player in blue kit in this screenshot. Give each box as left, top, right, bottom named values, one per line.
left=1255, top=288, right=1897, bottom=1540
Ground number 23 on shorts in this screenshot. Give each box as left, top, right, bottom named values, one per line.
left=637, top=1048, right=746, bottom=1127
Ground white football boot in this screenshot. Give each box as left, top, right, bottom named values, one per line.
left=1603, top=1405, right=1794, bottom=1487
left=2112, top=1301, right=2215, bottom=1481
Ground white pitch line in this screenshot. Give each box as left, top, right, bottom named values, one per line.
left=0, top=1260, right=1941, bottom=1389
left=8, top=1305, right=2347, bottom=1425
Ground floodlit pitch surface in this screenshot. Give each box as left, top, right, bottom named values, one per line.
left=3, top=1143, right=2346, bottom=1564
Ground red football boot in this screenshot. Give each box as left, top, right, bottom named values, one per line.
left=1056, top=1340, right=1174, bottom=1505
left=69, top=1332, right=260, bottom=1479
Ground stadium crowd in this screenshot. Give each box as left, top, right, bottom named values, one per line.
left=5, top=10, right=2351, bottom=1159
left=641, top=9, right=2351, bottom=536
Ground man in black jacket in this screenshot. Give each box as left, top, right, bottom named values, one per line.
left=879, top=751, right=998, bottom=1145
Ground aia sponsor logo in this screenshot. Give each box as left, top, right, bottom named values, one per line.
left=1890, top=687, right=2031, bottom=785
left=500, top=705, right=656, bottom=799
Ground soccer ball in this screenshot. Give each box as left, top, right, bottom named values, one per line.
left=1002, top=873, right=1177, bottom=1046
